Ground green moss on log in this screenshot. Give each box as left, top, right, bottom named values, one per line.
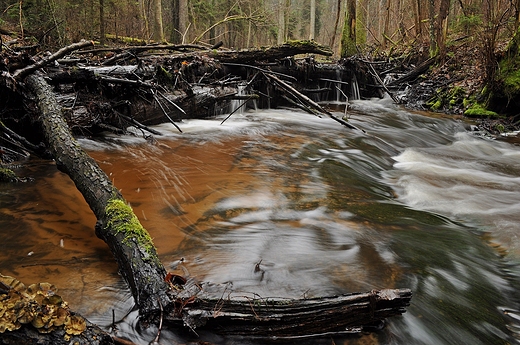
left=0, top=168, right=17, bottom=182
left=283, top=40, right=333, bottom=56
left=104, top=198, right=157, bottom=261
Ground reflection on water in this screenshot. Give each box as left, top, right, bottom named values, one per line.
left=1, top=101, right=520, bottom=344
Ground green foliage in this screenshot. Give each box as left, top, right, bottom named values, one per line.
left=492, top=25, right=520, bottom=107
left=456, top=14, right=482, bottom=35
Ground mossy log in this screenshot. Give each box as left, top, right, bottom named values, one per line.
left=104, top=40, right=333, bottom=66
left=24, top=73, right=171, bottom=318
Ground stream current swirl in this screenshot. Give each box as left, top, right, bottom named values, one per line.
left=1, top=98, right=520, bottom=344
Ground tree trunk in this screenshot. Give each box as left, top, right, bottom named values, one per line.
left=428, top=0, right=436, bottom=57
left=383, top=0, right=391, bottom=48
left=330, top=0, right=342, bottom=52
left=178, top=0, right=188, bottom=43
left=24, top=73, right=171, bottom=318
left=277, top=0, right=285, bottom=44
left=310, top=0, right=316, bottom=40
left=99, top=0, right=105, bottom=45
left=437, top=0, right=450, bottom=62
left=340, top=0, right=356, bottom=57
left=356, top=0, right=367, bottom=51
left=152, top=0, right=165, bottom=42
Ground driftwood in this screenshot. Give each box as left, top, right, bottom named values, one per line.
left=100, top=40, right=333, bottom=66
left=364, top=60, right=400, bottom=103
left=12, top=40, right=94, bottom=80
left=166, top=287, right=412, bottom=337
left=386, top=57, right=437, bottom=87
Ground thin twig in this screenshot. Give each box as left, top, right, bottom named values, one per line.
left=152, top=93, right=183, bottom=133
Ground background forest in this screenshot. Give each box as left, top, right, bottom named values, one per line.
left=0, top=0, right=519, bottom=58
left=3, top=0, right=520, bottom=117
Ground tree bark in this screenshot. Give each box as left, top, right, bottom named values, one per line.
left=152, top=0, right=165, bottom=42
left=99, top=0, right=105, bottom=45
left=277, top=0, right=285, bottom=44
left=341, top=0, right=356, bottom=57
left=167, top=288, right=412, bottom=336
left=24, top=73, right=171, bottom=318
left=310, top=0, right=316, bottom=40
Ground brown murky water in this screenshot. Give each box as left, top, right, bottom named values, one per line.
left=2, top=103, right=520, bottom=344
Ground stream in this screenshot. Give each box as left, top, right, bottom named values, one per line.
left=1, top=98, right=520, bottom=344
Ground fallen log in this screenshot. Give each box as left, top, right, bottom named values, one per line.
left=386, top=57, right=437, bottom=87
left=166, top=287, right=412, bottom=337
left=136, top=40, right=333, bottom=66
left=12, top=40, right=94, bottom=80
left=23, top=72, right=171, bottom=318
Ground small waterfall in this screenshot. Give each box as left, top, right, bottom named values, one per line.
left=229, top=82, right=247, bottom=115
left=350, top=74, right=360, bottom=100
left=335, top=70, right=342, bottom=102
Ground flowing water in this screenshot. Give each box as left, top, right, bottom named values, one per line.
left=1, top=98, right=520, bottom=344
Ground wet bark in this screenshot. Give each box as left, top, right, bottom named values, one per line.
left=24, top=73, right=171, bottom=318
left=166, top=288, right=412, bottom=337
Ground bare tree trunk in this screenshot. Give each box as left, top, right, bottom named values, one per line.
left=356, top=0, right=367, bottom=52
left=437, top=0, right=450, bottom=62
left=178, top=0, right=187, bottom=42
left=277, top=0, right=285, bottom=44
left=428, top=0, right=436, bottom=57
left=310, top=0, right=316, bottom=40
left=99, top=0, right=105, bottom=45
left=171, top=0, right=187, bottom=43
left=153, top=0, right=165, bottom=42
left=330, top=0, right=342, bottom=52
left=414, top=0, right=423, bottom=43
left=340, top=0, right=356, bottom=57
left=383, top=0, right=391, bottom=48
left=139, top=0, right=151, bottom=41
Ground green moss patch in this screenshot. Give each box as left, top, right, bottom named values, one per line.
left=104, top=198, right=158, bottom=261
left=0, top=168, right=17, bottom=183
left=464, top=103, right=499, bottom=117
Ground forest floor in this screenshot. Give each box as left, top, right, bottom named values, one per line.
left=401, top=37, right=520, bottom=138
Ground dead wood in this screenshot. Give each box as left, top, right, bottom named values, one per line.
left=365, top=61, right=400, bottom=103
left=12, top=40, right=94, bottom=80
left=166, top=288, right=412, bottom=337
left=264, top=72, right=365, bottom=132
left=24, top=73, right=171, bottom=317
left=386, top=57, right=437, bottom=87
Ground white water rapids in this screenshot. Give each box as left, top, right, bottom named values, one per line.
left=1, top=98, right=520, bottom=344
